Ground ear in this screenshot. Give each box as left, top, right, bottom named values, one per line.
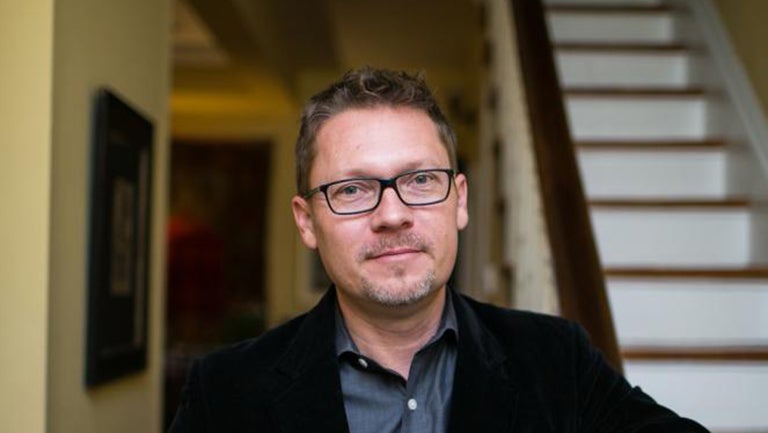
left=292, top=195, right=318, bottom=249
left=454, top=173, right=469, bottom=230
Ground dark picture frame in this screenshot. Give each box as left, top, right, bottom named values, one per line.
left=85, top=88, right=154, bottom=387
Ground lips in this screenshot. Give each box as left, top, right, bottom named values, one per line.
left=370, top=247, right=421, bottom=259
left=359, top=233, right=432, bottom=262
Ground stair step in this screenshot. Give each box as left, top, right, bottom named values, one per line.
left=556, top=42, right=687, bottom=52
left=590, top=198, right=749, bottom=208
left=577, top=139, right=725, bottom=150
left=623, top=346, right=768, bottom=361
left=591, top=206, right=750, bottom=267
left=624, top=361, right=768, bottom=430
left=605, top=266, right=768, bottom=278
left=548, top=8, right=675, bottom=44
left=546, top=0, right=663, bottom=6
left=567, top=95, right=706, bottom=140
left=565, top=86, right=704, bottom=96
left=579, top=148, right=727, bottom=199
left=608, top=277, right=768, bottom=346
left=556, top=50, right=691, bottom=88
left=548, top=4, right=670, bottom=13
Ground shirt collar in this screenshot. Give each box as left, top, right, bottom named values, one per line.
left=334, top=288, right=459, bottom=357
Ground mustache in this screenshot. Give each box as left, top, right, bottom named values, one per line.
left=358, top=233, right=432, bottom=260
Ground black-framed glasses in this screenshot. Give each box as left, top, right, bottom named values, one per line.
left=303, top=168, right=455, bottom=215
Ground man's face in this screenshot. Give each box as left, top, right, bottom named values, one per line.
left=292, top=106, right=469, bottom=310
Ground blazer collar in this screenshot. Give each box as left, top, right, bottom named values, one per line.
left=448, top=290, right=519, bottom=433
left=270, top=288, right=350, bottom=433
left=268, top=288, right=519, bottom=433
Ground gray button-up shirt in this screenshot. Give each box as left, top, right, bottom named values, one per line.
left=334, top=293, right=458, bottom=433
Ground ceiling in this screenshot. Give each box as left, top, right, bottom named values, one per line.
left=171, top=0, right=483, bottom=139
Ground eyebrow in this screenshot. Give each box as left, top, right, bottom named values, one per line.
left=327, top=162, right=446, bottom=181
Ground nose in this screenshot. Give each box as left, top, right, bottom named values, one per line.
left=369, top=186, right=413, bottom=231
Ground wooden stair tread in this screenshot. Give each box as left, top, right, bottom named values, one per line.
left=622, top=346, right=768, bottom=361
left=548, top=4, right=671, bottom=14
left=565, top=86, right=704, bottom=97
left=577, top=139, right=725, bottom=150
left=589, top=198, right=751, bottom=208
left=556, top=42, right=688, bottom=52
left=605, top=266, right=768, bottom=279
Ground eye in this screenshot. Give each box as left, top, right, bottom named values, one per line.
left=413, top=173, right=434, bottom=184
left=339, top=184, right=361, bottom=196
left=329, top=180, right=375, bottom=202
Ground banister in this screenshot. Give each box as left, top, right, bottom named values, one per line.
left=508, top=0, right=623, bottom=372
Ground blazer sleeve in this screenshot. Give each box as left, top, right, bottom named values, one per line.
left=571, top=323, right=710, bottom=433
left=167, top=359, right=207, bottom=433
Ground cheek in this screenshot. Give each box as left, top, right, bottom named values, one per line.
left=314, top=221, right=364, bottom=271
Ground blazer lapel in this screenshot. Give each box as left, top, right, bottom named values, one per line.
left=448, top=292, right=519, bottom=433
left=269, top=289, right=350, bottom=433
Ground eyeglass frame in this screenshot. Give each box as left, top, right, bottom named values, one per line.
left=302, top=168, right=456, bottom=215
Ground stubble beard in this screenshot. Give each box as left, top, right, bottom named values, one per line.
left=355, top=232, right=440, bottom=307
left=360, top=269, right=437, bottom=307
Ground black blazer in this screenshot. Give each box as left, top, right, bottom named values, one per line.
left=169, top=288, right=708, bottom=433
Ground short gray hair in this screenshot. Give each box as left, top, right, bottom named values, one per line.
left=295, top=67, right=458, bottom=194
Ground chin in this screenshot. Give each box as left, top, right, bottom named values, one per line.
left=360, top=272, right=437, bottom=307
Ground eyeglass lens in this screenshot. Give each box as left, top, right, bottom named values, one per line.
left=326, top=170, right=451, bottom=214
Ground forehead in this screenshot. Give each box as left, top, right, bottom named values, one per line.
left=311, top=107, right=449, bottom=179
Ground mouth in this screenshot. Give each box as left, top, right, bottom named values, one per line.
left=370, top=247, right=422, bottom=260
left=359, top=233, right=432, bottom=263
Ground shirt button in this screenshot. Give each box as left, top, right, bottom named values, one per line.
left=407, top=398, right=418, bottom=411
left=357, top=358, right=368, bottom=368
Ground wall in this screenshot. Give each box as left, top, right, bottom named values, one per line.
left=0, top=0, right=169, bottom=432
left=713, top=0, right=768, bottom=123
left=0, top=2, right=55, bottom=432
left=46, top=0, right=171, bottom=431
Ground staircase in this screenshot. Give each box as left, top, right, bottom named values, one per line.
left=545, top=0, right=768, bottom=431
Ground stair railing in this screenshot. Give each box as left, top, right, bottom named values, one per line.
left=508, top=0, right=623, bottom=372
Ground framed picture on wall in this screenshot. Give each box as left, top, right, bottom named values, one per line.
left=85, top=88, right=153, bottom=387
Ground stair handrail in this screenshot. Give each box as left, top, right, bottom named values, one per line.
left=508, top=0, right=623, bottom=372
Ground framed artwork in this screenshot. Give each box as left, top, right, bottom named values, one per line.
left=85, top=88, right=153, bottom=387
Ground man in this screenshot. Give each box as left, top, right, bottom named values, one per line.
left=169, top=67, right=708, bottom=433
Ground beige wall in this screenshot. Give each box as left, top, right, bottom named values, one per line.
left=0, top=0, right=170, bottom=432
left=0, top=2, right=55, bottom=432
left=47, top=0, right=171, bottom=432
left=714, top=0, right=768, bottom=121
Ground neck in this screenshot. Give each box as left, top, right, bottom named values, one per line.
left=337, top=287, right=447, bottom=380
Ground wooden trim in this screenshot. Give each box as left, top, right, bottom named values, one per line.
left=510, top=0, right=623, bottom=372
left=564, top=87, right=704, bottom=97
left=605, top=267, right=768, bottom=279
left=589, top=198, right=751, bottom=209
left=556, top=42, right=688, bottom=52
left=577, top=139, right=725, bottom=151
left=623, top=346, right=768, bottom=361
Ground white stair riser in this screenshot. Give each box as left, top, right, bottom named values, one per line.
left=625, top=362, right=768, bottom=430
left=567, top=97, right=706, bottom=140
left=556, top=52, right=690, bottom=88
left=548, top=13, right=675, bottom=43
left=578, top=150, right=726, bottom=198
left=591, top=209, right=750, bottom=266
left=608, top=278, right=768, bottom=345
